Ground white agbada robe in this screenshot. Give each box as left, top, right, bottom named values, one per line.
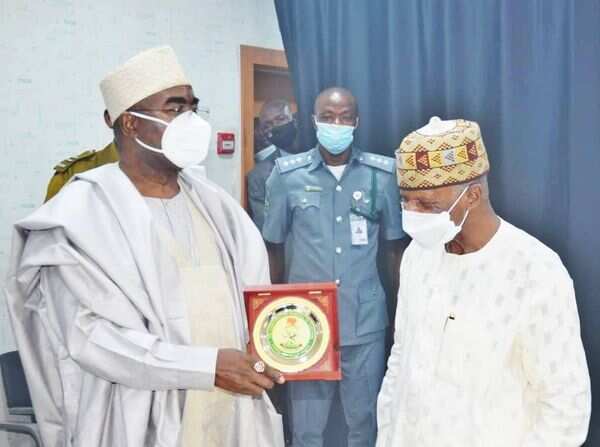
left=4, top=163, right=284, bottom=447
left=377, top=219, right=591, bottom=446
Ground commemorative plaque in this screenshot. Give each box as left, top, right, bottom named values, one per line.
left=244, top=283, right=341, bottom=381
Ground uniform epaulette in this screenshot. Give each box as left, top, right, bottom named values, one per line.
left=53, top=150, right=96, bottom=173
left=359, top=152, right=395, bottom=173
left=275, top=152, right=313, bottom=174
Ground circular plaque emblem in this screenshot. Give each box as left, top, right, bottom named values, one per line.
left=253, top=296, right=330, bottom=373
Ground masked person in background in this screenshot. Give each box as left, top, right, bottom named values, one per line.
left=5, top=46, right=285, bottom=447
left=376, top=117, right=591, bottom=446
left=247, top=99, right=298, bottom=231
left=262, top=87, right=408, bottom=447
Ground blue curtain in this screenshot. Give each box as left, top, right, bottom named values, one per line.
left=275, top=0, right=600, bottom=443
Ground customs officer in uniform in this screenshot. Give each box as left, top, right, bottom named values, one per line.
left=262, top=87, right=407, bottom=447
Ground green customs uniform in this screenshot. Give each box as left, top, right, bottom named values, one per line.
left=262, top=146, right=405, bottom=447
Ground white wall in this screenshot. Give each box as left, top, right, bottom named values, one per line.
left=0, top=0, right=283, bottom=353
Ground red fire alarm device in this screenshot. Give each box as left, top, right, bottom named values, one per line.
left=217, top=132, right=235, bottom=155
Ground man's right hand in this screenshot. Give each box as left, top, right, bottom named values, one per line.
left=215, top=349, right=285, bottom=397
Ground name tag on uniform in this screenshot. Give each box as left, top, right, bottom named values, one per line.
left=350, top=214, right=368, bottom=245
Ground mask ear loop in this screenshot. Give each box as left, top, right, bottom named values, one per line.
left=448, top=184, right=475, bottom=227
left=127, top=111, right=169, bottom=154
left=127, top=111, right=169, bottom=126
left=447, top=184, right=471, bottom=213
left=457, top=207, right=470, bottom=228
left=134, top=137, right=164, bottom=154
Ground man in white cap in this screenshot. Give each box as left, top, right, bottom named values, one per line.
left=376, top=118, right=591, bottom=446
left=5, top=46, right=285, bottom=447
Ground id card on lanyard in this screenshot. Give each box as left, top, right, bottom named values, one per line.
left=350, top=214, right=368, bottom=245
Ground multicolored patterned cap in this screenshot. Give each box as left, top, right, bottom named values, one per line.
left=395, top=118, right=490, bottom=190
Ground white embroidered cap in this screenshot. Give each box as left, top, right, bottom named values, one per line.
left=100, top=46, right=190, bottom=123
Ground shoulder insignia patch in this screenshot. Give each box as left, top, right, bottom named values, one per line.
left=359, top=152, right=395, bottom=174
left=275, top=152, right=313, bottom=174
left=53, top=150, right=96, bottom=173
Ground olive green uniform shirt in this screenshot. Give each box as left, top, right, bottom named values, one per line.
left=44, top=142, right=119, bottom=202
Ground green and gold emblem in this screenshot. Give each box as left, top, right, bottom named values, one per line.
left=253, top=297, right=330, bottom=373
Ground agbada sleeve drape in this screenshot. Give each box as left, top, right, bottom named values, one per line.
left=31, top=230, right=218, bottom=391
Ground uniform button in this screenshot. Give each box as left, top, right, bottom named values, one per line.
left=336, top=216, right=343, bottom=223
left=335, top=279, right=341, bottom=286
left=302, top=198, right=307, bottom=204
left=335, top=247, right=342, bottom=254
left=336, top=185, right=343, bottom=192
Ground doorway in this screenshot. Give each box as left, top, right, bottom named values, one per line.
left=240, top=45, right=350, bottom=446
left=240, top=45, right=297, bottom=208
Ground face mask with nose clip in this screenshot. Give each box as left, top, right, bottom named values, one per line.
left=128, top=110, right=212, bottom=169
left=401, top=184, right=472, bottom=250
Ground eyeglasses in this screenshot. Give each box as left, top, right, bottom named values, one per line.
left=400, top=200, right=444, bottom=214
left=129, top=104, right=210, bottom=116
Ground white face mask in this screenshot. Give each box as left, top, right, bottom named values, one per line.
left=402, top=185, right=471, bottom=250
left=129, top=110, right=211, bottom=169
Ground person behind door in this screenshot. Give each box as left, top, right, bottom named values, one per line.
left=247, top=99, right=298, bottom=230
left=262, top=87, right=407, bottom=447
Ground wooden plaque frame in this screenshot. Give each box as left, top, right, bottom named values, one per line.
left=244, top=282, right=341, bottom=381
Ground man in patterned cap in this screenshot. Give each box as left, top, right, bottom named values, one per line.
left=376, top=117, right=591, bottom=446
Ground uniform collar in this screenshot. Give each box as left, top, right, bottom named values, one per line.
left=107, top=140, right=118, bottom=151
left=255, top=145, right=291, bottom=162
left=308, top=145, right=362, bottom=172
